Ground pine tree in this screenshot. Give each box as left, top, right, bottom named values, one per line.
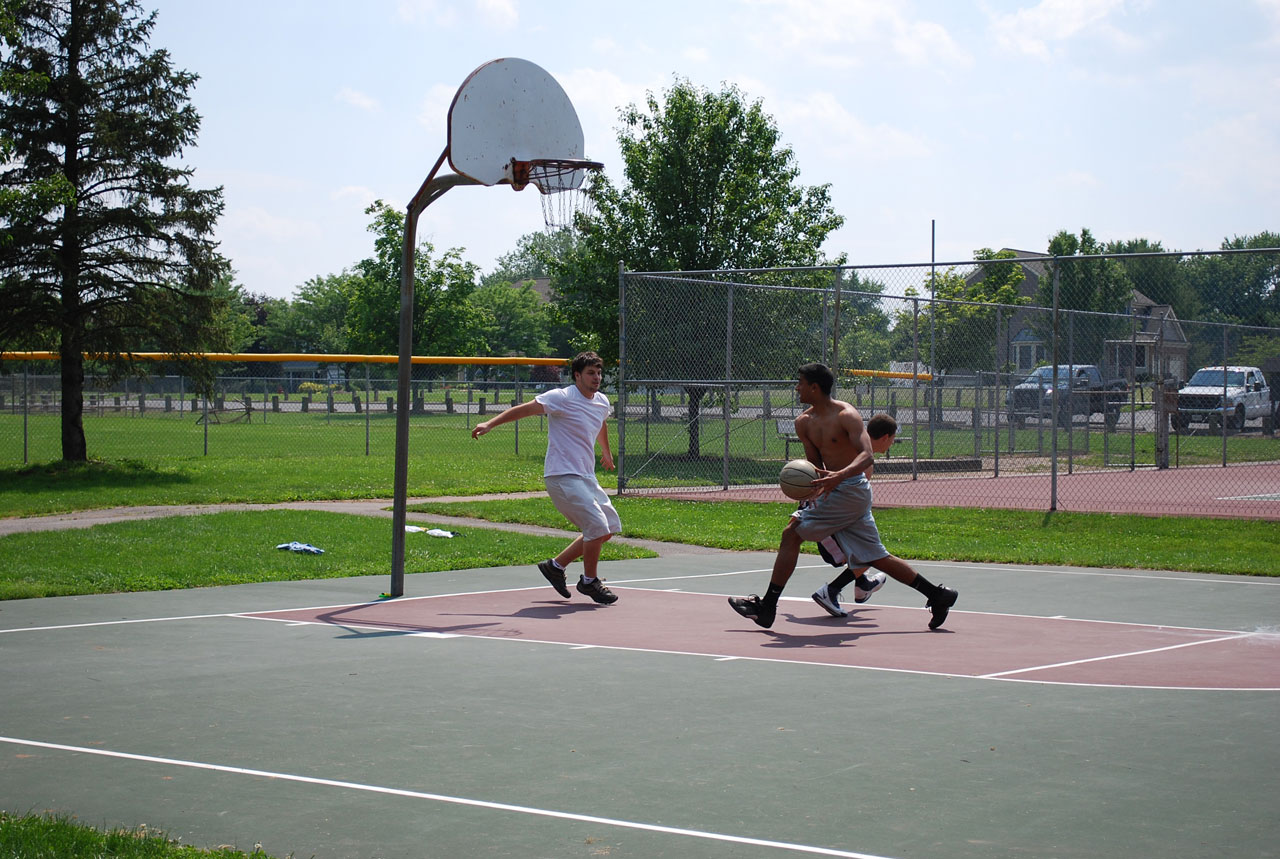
left=0, top=0, right=228, bottom=460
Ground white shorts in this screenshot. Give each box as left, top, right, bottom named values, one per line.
left=544, top=474, right=621, bottom=542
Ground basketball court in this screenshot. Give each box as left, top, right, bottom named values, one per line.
left=5, top=54, right=1278, bottom=859
left=3, top=552, right=1278, bottom=858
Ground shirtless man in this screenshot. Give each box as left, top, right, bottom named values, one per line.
left=728, top=363, right=958, bottom=630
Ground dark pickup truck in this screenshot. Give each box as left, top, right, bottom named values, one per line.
left=1006, top=364, right=1128, bottom=429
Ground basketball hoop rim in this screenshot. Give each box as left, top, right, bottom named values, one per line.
left=508, top=157, right=604, bottom=193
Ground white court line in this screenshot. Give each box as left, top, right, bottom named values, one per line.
left=0, top=611, right=244, bottom=635
left=3, top=558, right=1275, bottom=638
left=907, top=560, right=1280, bottom=586
left=0, top=736, right=899, bottom=859
left=234, top=613, right=1280, bottom=691
left=980, top=632, right=1255, bottom=678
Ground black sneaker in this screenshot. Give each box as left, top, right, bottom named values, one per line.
left=728, top=594, right=776, bottom=628
left=538, top=559, right=571, bottom=598
left=811, top=583, right=847, bottom=617
left=576, top=576, right=618, bottom=605
left=927, top=585, right=958, bottom=630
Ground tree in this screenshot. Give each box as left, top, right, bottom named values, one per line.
left=468, top=281, right=550, bottom=358
left=1104, top=238, right=1200, bottom=322
left=481, top=230, right=573, bottom=288
left=901, top=250, right=1029, bottom=373
left=343, top=201, right=481, bottom=359
left=553, top=78, right=844, bottom=457
left=1183, top=232, right=1280, bottom=327
left=0, top=0, right=229, bottom=460
left=287, top=273, right=357, bottom=354
left=836, top=269, right=893, bottom=371
left=1037, top=229, right=1133, bottom=363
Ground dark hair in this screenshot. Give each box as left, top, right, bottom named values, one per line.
left=797, top=362, right=834, bottom=396
left=571, top=351, right=604, bottom=379
left=867, top=413, right=898, bottom=439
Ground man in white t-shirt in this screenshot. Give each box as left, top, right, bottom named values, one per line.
left=471, top=351, right=621, bottom=604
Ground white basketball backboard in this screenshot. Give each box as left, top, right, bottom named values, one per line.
left=447, top=58, right=585, bottom=187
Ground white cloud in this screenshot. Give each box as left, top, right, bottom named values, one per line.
left=396, top=0, right=458, bottom=27
left=331, top=185, right=380, bottom=208
left=988, top=0, right=1128, bottom=59
left=1054, top=170, right=1101, bottom=189
left=1175, top=112, right=1280, bottom=194
left=475, top=0, right=518, bottom=29
left=746, top=0, right=971, bottom=68
left=223, top=205, right=321, bottom=244
left=1258, top=0, right=1280, bottom=43
left=335, top=87, right=379, bottom=113
left=779, top=91, right=932, bottom=162
left=416, top=82, right=458, bottom=140
left=683, top=46, right=710, bottom=64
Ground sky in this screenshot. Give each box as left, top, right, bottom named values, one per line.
left=146, top=0, right=1280, bottom=300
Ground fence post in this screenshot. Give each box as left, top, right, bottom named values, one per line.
left=1221, top=327, right=1229, bottom=466
left=1049, top=259, right=1060, bottom=511
left=23, top=362, right=29, bottom=464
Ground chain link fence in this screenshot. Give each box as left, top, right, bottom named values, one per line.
left=4, top=250, right=1277, bottom=516
left=0, top=357, right=565, bottom=466
left=618, top=252, right=1280, bottom=512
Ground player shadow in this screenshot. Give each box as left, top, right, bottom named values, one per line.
left=443, top=602, right=608, bottom=621
left=728, top=612, right=951, bottom=648
left=313, top=605, right=502, bottom=638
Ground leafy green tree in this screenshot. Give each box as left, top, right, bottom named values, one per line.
left=481, top=231, right=573, bottom=287
left=343, top=201, right=481, bottom=359
left=1037, top=229, right=1133, bottom=363
left=287, top=273, right=357, bottom=354
left=0, top=0, right=228, bottom=460
left=1183, top=232, right=1280, bottom=326
left=836, top=269, right=893, bottom=371
left=554, top=78, right=844, bottom=456
left=0, top=0, right=74, bottom=266
left=1105, top=238, right=1200, bottom=321
left=932, top=249, right=1027, bottom=372
left=468, top=281, right=550, bottom=358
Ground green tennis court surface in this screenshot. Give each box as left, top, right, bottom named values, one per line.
left=3, top=553, right=1278, bottom=858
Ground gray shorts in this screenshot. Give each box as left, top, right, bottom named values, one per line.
left=791, top=475, right=889, bottom=566
left=544, top=474, right=622, bottom=542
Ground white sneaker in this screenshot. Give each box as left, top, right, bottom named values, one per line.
left=853, top=571, right=888, bottom=604
left=811, top=583, right=847, bottom=617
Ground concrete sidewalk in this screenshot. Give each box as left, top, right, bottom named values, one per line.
left=0, top=494, right=722, bottom=556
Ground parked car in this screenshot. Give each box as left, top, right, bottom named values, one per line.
left=1006, top=364, right=1128, bottom=429
left=1173, top=366, right=1271, bottom=432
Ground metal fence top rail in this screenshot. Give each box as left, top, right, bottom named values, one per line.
left=0, top=352, right=567, bottom=366
left=628, top=246, right=1280, bottom=278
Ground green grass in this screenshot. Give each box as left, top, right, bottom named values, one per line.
left=408, top=496, right=1280, bottom=577
left=0, top=453, right=554, bottom=517
left=0, top=812, right=280, bottom=858
left=0, top=509, right=655, bottom=600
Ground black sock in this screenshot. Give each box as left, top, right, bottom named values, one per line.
left=763, top=582, right=784, bottom=606
left=829, top=567, right=859, bottom=594
left=909, top=572, right=940, bottom=600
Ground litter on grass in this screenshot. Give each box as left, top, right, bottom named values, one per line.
left=405, top=526, right=458, bottom=538
left=276, top=541, right=324, bottom=554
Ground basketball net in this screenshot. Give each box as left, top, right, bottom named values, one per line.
left=523, top=158, right=601, bottom=233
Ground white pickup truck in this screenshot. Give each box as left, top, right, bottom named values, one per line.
left=1173, top=366, right=1271, bottom=432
